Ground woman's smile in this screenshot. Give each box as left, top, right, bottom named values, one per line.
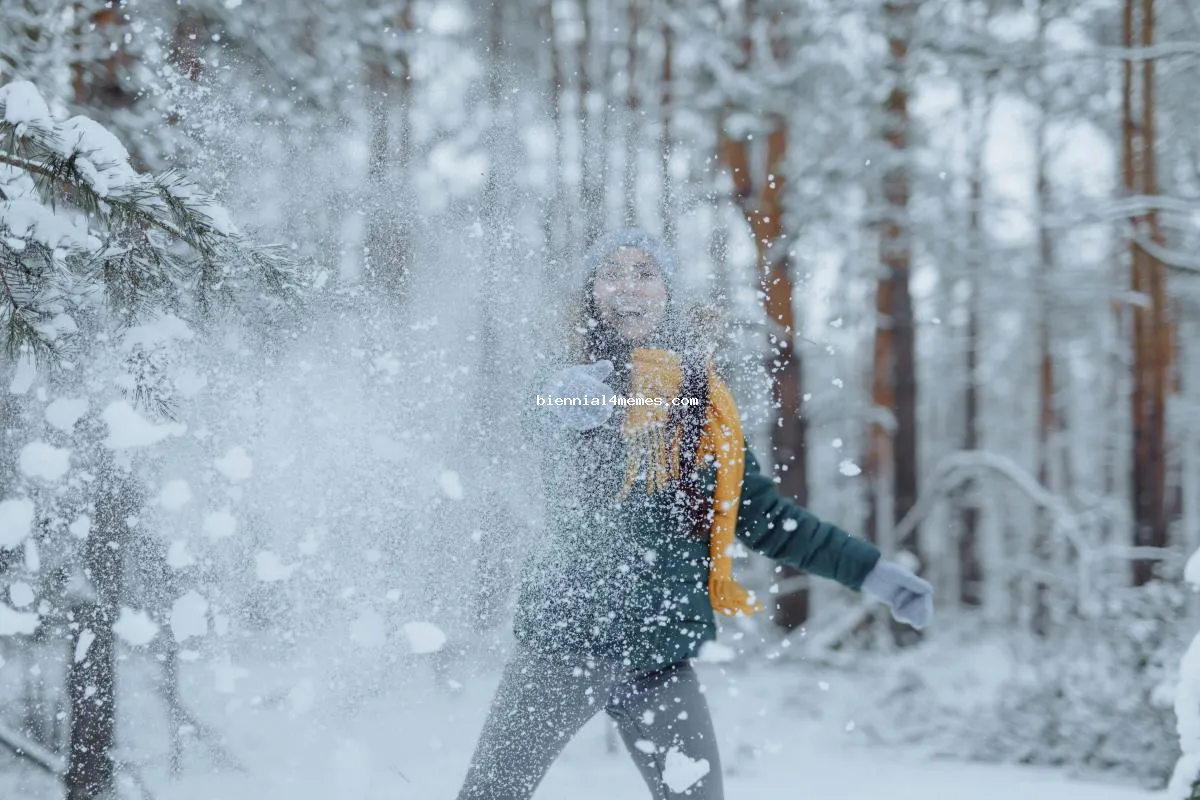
left=592, top=245, right=669, bottom=344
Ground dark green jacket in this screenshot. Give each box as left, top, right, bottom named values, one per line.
left=515, top=373, right=881, bottom=673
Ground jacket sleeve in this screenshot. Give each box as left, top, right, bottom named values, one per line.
left=734, top=444, right=881, bottom=590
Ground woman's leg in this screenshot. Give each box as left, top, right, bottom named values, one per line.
left=457, top=648, right=620, bottom=800
left=604, top=661, right=723, bottom=800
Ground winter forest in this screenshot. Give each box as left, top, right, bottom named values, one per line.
left=1, top=0, right=1199, bottom=798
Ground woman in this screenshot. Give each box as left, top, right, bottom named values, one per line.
left=457, top=228, right=932, bottom=799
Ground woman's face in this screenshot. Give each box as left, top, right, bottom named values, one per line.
left=591, top=247, right=669, bottom=345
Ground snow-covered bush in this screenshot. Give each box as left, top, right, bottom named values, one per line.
left=973, top=580, right=1185, bottom=788
left=1168, top=550, right=1200, bottom=799
left=844, top=579, right=1185, bottom=790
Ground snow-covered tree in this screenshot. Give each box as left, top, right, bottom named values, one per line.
left=1, top=80, right=293, bottom=358
left=1, top=78, right=296, bottom=798
left=1170, top=552, right=1200, bottom=799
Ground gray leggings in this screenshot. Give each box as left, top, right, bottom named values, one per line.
left=457, top=648, right=723, bottom=799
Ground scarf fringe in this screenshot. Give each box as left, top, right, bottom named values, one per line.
left=708, top=575, right=763, bottom=617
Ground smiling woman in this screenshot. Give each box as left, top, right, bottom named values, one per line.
left=456, top=228, right=932, bottom=800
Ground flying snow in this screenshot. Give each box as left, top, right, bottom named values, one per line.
left=0, top=498, right=35, bottom=549
left=401, top=621, right=447, bottom=654
left=68, top=514, right=91, bottom=539
left=19, top=441, right=71, bottom=481
left=438, top=470, right=464, bottom=500
left=696, top=641, right=736, bottom=664
left=103, top=400, right=186, bottom=448
left=255, top=551, right=297, bottom=582
left=166, top=540, right=196, bottom=568
left=114, top=607, right=159, bottom=646
left=9, top=581, right=34, bottom=608
left=8, top=355, right=36, bottom=395
left=215, top=446, right=253, bottom=482
left=159, top=479, right=193, bottom=511
left=287, top=678, right=316, bottom=718
left=0, top=604, right=38, bottom=636
left=210, top=655, right=250, bottom=694
left=45, top=397, right=88, bottom=432
left=330, top=738, right=373, bottom=800
left=662, top=747, right=711, bottom=793
left=203, top=510, right=238, bottom=540
left=350, top=609, right=387, bottom=649
left=121, top=314, right=194, bottom=350
left=838, top=459, right=863, bottom=477
left=1186, top=548, right=1200, bottom=587
left=74, top=628, right=96, bottom=663
left=170, top=590, right=209, bottom=642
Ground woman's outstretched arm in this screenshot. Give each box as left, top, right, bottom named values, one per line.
left=733, top=444, right=881, bottom=591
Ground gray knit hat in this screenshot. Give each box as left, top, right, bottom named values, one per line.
left=581, top=227, right=677, bottom=290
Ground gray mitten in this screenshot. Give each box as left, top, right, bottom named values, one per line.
left=861, top=560, right=933, bottom=630
left=544, top=360, right=615, bottom=431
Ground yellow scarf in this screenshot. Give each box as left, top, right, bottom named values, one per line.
left=617, top=347, right=762, bottom=617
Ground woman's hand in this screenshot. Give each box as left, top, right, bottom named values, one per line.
left=544, top=360, right=615, bottom=431
left=861, top=560, right=933, bottom=630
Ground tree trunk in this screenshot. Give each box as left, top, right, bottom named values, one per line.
left=622, top=0, right=640, bottom=225
left=70, top=6, right=135, bottom=113
left=959, top=78, right=986, bottom=608
left=1031, top=0, right=1068, bottom=632
left=541, top=0, right=566, bottom=272
left=867, top=0, right=920, bottom=644
left=717, top=2, right=809, bottom=629
left=363, top=0, right=414, bottom=300
left=1182, top=315, right=1200, bottom=562
left=1123, top=0, right=1170, bottom=586
left=66, top=459, right=137, bottom=800
left=169, top=8, right=207, bottom=83
left=577, top=0, right=603, bottom=244
left=761, top=119, right=809, bottom=630
left=469, top=0, right=521, bottom=636
left=596, top=3, right=614, bottom=237
left=659, top=7, right=675, bottom=247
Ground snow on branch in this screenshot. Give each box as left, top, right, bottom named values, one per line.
left=808, top=449, right=1163, bottom=654
left=0, top=80, right=300, bottom=365
left=1044, top=194, right=1200, bottom=229
left=1078, top=41, right=1200, bottom=62
left=927, top=40, right=1200, bottom=72
left=1128, top=228, right=1200, bottom=275
left=891, top=450, right=1165, bottom=608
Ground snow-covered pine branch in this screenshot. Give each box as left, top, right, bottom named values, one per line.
left=0, top=80, right=298, bottom=365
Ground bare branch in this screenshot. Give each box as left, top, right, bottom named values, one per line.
left=1129, top=227, right=1200, bottom=274
left=0, top=720, right=67, bottom=777
left=926, top=40, right=1200, bottom=71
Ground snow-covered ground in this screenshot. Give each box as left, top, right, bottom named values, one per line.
left=0, top=632, right=1163, bottom=800
left=2, top=647, right=1149, bottom=800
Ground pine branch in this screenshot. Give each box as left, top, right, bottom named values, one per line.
left=0, top=146, right=195, bottom=250
left=1, top=129, right=232, bottom=259
left=1, top=81, right=300, bottom=372
left=0, top=243, right=60, bottom=363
